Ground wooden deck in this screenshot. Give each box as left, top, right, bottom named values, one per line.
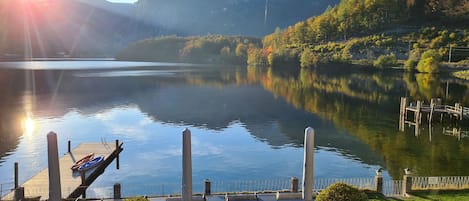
left=2, top=141, right=123, bottom=200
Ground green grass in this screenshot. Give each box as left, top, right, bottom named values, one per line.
left=368, top=190, right=469, bottom=200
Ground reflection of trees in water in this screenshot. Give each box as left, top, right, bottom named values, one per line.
left=245, top=66, right=469, bottom=179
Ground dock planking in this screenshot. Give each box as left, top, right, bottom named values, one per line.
left=2, top=141, right=123, bottom=200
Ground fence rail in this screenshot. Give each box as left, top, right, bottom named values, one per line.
left=413, top=176, right=469, bottom=190
left=383, top=180, right=403, bottom=197
left=211, top=179, right=291, bottom=193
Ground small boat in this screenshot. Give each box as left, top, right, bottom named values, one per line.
left=78, top=155, right=104, bottom=171
left=71, top=153, right=95, bottom=171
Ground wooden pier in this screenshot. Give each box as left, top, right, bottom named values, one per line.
left=399, top=97, right=469, bottom=131
left=2, top=140, right=123, bottom=200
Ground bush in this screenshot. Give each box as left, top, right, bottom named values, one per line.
left=124, top=197, right=149, bottom=201
left=416, top=49, right=441, bottom=73
left=373, top=53, right=397, bottom=68
left=315, top=182, right=367, bottom=201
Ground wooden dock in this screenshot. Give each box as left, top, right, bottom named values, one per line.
left=2, top=141, right=123, bottom=200
left=399, top=97, right=469, bottom=131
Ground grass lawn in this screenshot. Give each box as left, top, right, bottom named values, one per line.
left=368, top=190, right=469, bottom=201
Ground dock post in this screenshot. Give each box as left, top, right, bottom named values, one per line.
left=182, top=129, right=192, bottom=201
left=415, top=101, right=422, bottom=124
left=14, top=162, right=18, bottom=189
left=47, top=132, right=62, bottom=201
left=68, top=140, right=71, bottom=153
left=204, top=179, right=211, bottom=195
left=302, top=127, right=314, bottom=201
left=13, top=187, right=24, bottom=201
left=114, top=183, right=121, bottom=199
left=291, top=177, right=299, bottom=193
left=116, top=140, right=120, bottom=170
left=399, top=97, right=407, bottom=131
left=429, top=101, right=435, bottom=124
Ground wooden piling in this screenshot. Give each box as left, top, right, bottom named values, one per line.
left=14, top=162, right=18, bottom=189
left=114, top=183, right=121, bottom=199
left=68, top=140, right=71, bottom=153
left=116, top=140, right=120, bottom=170
left=399, top=97, right=407, bottom=131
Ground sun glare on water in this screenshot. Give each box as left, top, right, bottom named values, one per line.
left=23, top=116, right=36, bottom=137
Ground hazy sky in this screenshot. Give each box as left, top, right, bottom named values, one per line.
left=107, top=0, right=138, bottom=3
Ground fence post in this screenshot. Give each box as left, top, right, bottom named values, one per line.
left=291, top=177, right=299, bottom=193
left=13, top=187, right=24, bottom=201
left=204, top=179, right=211, bottom=195
left=114, top=183, right=121, bottom=199
left=375, top=169, right=383, bottom=194
left=402, top=168, right=412, bottom=197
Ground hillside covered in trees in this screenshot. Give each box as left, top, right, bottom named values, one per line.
left=119, top=0, right=469, bottom=71
left=252, top=0, right=469, bottom=70
left=116, top=35, right=261, bottom=64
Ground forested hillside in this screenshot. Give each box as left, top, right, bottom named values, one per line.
left=116, top=35, right=261, bottom=64
left=251, top=0, right=469, bottom=70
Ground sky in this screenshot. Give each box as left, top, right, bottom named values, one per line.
left=106, top=0, right=138, bottom=3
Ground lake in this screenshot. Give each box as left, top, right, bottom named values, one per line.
left=0, top=61, right=468, bottom=197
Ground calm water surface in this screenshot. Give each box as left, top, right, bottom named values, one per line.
left=0, top=61, right=468, bottom=197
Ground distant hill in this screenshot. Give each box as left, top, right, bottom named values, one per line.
left=0, top=0, right=339, bottom=58
left=134, top=0, right=340, bottom=36
left=0, top=0, right=164, bottom=58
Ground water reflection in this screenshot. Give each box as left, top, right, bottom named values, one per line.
left=1, top=62, right=469, bottom=195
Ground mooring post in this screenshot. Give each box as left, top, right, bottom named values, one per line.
left=13, top=187, right=24, bottom=201
left=114, top=183, right=121, bottom=199
left=68, top=140, right=71, bottom=153
left=182, top=129, right=192, bottom=201
left=399, top=97, right=407, bottom=131
left=415, top=101, right=422, bottom=124
left=291, top=177, right=299, bottom=193
left=116, top=139, right=120, bottom=170
left=402, top=168, right=412, bottom=197
left=47, top=132, right=62, bottom=201
left=302, top=127, right=314, bottom=201
left=429, top=101, right=435, bottom=124
left=14, top=162, right=18, bottom=189
left=204, top=179, right=211, bottom=195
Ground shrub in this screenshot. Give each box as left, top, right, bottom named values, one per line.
left=416, top=49, right=441, bottom=73
left=315, top=182, right=367, bottom=201
left=124, top=197, right=148, bottom=201
left=373, top=53, right=397, bottom=68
